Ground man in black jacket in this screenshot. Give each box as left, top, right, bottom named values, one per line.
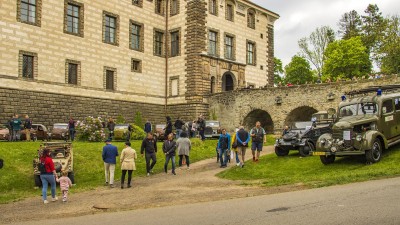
left=141, top=132, right=157, bottom=176
left=162, top=133, right=177, bottom=175
left=174, top=117, right=184, bottom=138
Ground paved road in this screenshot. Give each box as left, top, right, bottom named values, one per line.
left=15, top=177, right=400, bottom=225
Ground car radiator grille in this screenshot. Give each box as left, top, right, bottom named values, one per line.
left=332, top=129, right=353, bottom=148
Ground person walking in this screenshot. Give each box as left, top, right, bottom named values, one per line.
left=23, top=115, right=32, bottom=141
left=144, top=120, right=152, bottom=134
left=126, top=124, right=133, bottom=141
left=163, top=133, right=177, bottom=175
left=11, top=114, right=22, bottom=141
left=174, top=117, right=184, bottom=139
left=107, top=118, right=116, bottom=140
left=217, top=129, right=231, bottom=168
left=177, top=132, right=191, bottom=170
left=141, top=132, right=157, bottom=176
left=236, top=126, right=250, bottom=168
left=250, top=121, right=266, bottom=162
left=56, top=170, right=72, bottom=202
left=102, top=138, right=118, bottom=188
left=120, top=141, right=137, bottom=189
left=164, top=116, right=173, bottom=139
left=40, top=149, right=58, bottom=204
left=67, top=117, right=76, bottom=141
left=197, top=116, right=206, bottom=141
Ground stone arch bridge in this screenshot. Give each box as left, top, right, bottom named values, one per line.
left=208, top=75, right=400, bottom=134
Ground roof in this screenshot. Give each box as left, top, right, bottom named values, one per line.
left=242, top=0, right=280, bottom=18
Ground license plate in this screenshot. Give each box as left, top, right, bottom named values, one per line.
left=312, top=152, right=326, bottom=156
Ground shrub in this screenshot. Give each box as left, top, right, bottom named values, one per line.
left=130, top=124, right=146, bottom=140
left=76, top=116, right=106, bottom=142
left=134, top=112, right=143, bottom=129
left=116, top=115, right=126, bottom=124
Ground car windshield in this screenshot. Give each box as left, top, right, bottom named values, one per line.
left=312, top=113, right=328, bottom=122
left=292, top=121, right=313, bottom=130
left=53, top=124, right=68, bottom=129
left=339, top=102, right=378, bottom=117
left=206, top=121, right=220, bottom=127
left=115, top=125, right=129, bottom=129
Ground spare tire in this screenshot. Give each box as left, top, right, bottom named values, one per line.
left=283, top=132, right=297, bottom=141
left=54, top=162, right=62, bottom=172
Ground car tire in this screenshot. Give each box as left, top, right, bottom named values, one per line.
left=68, top=172, right=75, bottom=184
left=34, top=175, right=42, bottom=187
left=299, top=142, right=314, bottom=157
left=275, top=146, right=289, bottom=156
left=320, top=155, right=336, bottom=165
left=366, top=138, right=382, bottom=164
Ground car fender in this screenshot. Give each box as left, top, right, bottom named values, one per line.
left=363, top=130, right=388, bottom=150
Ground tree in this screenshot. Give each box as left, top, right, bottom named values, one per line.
left=338, top=10, right=362, bottom=40
left=273, top=57, right=284, bottom=85
left=361, top=4, right=387, bottom=55
left=379, top=15, right=400, bottom=74
left=323, top=36, right=371, bottom=80
left=284, top=55, right=314, bottom=85
left=298, top=26, right=335, bottom=79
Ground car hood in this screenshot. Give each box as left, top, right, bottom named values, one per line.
left=52, top=128, right=67, bottom=134
left=334, top=115, right=378, bottom=129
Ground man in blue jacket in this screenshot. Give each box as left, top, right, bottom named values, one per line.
left=236, top=126, right=250, bottom=168
left=217, top=129, right=231, bottom=168
left=102, top=138, right=118, bottom=188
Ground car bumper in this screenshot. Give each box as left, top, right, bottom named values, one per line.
left=312, top=151, right=365, bottom=156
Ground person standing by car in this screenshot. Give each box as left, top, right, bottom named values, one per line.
left=126, top=124, right=133, bottom=141
left=11, top=114, right=22, bottom=141
left=217, top=129, right=231, bottom=168
left=250, top=121, right=266, bottom=162
left=120, top=141, right=137, bottom=189
left=177, top=132, right=191, bottom=170
left=174, top=117, right=185, bottom=139
left=107, top=118, right=116, bottom=140
left=40, top=149, right=58, bottom=204
left=197, top=116, right=206, bottom=141
left=141, top=132, right=157, bottom=176
left=144, top=120, right=152, bottom=134
left=102, top=138, right=118, bottom=188
left=163, top=133, right=177, bottom=175
left=164, top=116, right=173, bottom=139
left=67, top=117, right=76, bottom=141
left=23, top=115, right=32, bottom=141
left=236, top=126, right=250, bottom=168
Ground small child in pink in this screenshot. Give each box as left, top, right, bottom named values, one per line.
left=56, top=171, right=72, bottom=202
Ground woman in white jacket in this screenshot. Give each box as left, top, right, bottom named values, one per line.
left=120, top=141, right=137, bottom=189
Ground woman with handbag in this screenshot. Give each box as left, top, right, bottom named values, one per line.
left=40, top=149, right=58, bottom=204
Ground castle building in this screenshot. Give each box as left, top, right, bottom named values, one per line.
left=0, top=0, right=278, bottom=125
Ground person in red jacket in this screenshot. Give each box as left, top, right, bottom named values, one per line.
left=40, top=149, right=58, bottom=204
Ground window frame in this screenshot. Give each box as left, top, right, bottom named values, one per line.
left=63, top=0, right=84, bottom=37
left=225, top=3, right=234, bottom=21
left=382, top=99, right=394, bottom=114
left=65, top=59, right=81, bottom=85
left=102, top=11, right=120, bottom=46
left=224, top=34, right=235, bottom=60
left=170, top=29, right=181, bottom=57
left=153, top=29, right=165, bottom=57
left=247, top=9, right=256, bottom=29
left=155, top=0, right=165, bottom=16
left=104, top=67, right=117, bottom=91
left=132, top=0, right=143, bottom=8
left=129, top=20, right=144, bottom=52
left=208, top=30, right=218, bottom=56
left=131, top=58, right=142, bottom=73
left=246, top=40, right=256, bottom=66
left=17, top=0, right=42, bottom=27
left=209, top=0, right=218, bottom=16
left=169, top=76, right=179, bottom=97
left=170, top=0, right=179, bottom=16
left=22, top=55, right=34, bottom=79
left=18, top=50, right=38, bottom=80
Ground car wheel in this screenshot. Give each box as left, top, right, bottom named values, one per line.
left=68, top=172, right=75, bottom=184
left=366, top=138, right=382, bottom=164
left=275, top=146, right=289, bottom=156
left=299, top=142, right=314, bottom=157
left=34, top=175, right=42, bottom=187
left=320, top=155, right=336, bottom=165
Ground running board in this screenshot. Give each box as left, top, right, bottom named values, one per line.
left=388, top=138, right=400, bottom=148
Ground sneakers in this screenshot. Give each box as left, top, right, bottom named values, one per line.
left=110, top=184, right=114, bottom=188
left=62, top=199, right=67, bottom=203
left=241, top=163, right=245, bottom=168
left=43, top=200, right=49, bottom=204
left=172, top=171, right=176, bottom=175
left=236, top=163, right=240, bottom=166
left=147, top=173, right=150, bottom=177
left=51, top=197, right=58, bottom=202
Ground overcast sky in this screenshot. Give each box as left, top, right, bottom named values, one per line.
left=253, top=0, right=400, bottom=68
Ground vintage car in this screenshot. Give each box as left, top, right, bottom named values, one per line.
left=50, top=123, right=69, bottom=140
left=114, top=124, right=130, bottom=140
left=274, top=112, right=333, bottom=157
left=154, top=124, right=166, bottom=141
left=20, top=124, right=50, bottom=141
left=33, top=142, right=74, bottom=186
left=312, top=85, right=400, bottom=164
left=204, top=120, right=221, bottom=138
left=0, top=124, right=10, bottom=141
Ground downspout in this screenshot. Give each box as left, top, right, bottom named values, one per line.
left=164, top=0, right=169, bottom=116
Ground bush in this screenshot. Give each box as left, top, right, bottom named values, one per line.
left=116, top=115, right=126, bottom=124
left=76, top=116, right=106, bottom=142
left=134, top=112, right=144, bottom=129
left=130, top=124, right=146, bottom=140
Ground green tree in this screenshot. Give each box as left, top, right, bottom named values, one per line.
left=323, top=36, right=371, bottom=80
left=379, top=15, right=400, bottom=74
left=284, top=55, right=314, bottom=85
left=298, top=26, right=335, bottom=79
left=338, top=10, right=362, bottom=40
left=134, top=111, right=143, bottom=129
left=361, top=4, right=387, bottom=55
left=273, top=57, right=284, bottom=86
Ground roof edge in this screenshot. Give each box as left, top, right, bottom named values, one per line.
left=242, top=0, right=280, bottom=18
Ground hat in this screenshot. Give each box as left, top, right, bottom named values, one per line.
left=105, top=138, right=112, bottom=142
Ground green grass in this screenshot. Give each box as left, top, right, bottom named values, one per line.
left=265, top=134, right=277, bottom=146
left=0, top=139, right=217, bottom=204
left=218, top=146, right=400, bottom=188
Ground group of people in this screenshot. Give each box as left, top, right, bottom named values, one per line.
left=6, top=114, right=32, bottom=141
left=163, top=115, right=206, bottom=141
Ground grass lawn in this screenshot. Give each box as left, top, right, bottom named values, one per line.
left=218, top=145, right=400, bottom=188
left=0, top=139, right=217, bottom=204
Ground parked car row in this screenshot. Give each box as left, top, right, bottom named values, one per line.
left=0, top=123, right=69, bottom=141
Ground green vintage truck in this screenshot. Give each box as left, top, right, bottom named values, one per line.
left=311, top=85, right=400, bottom=165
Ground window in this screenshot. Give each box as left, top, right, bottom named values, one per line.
left=247, top=9, right=256, bottom=29
left=18, top=0, right=41, bottom=26
left=154, top=30, right=164, bottom=56
left=155, top=0, right=165, bottom=15
left=171, top=0, right=179, bottom=15
left=65, top=1, right=84, bottom=36
left=226, top=4, right=234, bottom=21
left=170, top=31, right=180, bottom=57
left=103, top=11, right=119, bottom=45
left=225, top=35, right=234, bottom=60
left=247, top=41, right=256, bottom=65
left=395, top=98, right=400, bottom=111
left=208, top=31, right=218, bottom=56
left=22, top=55, right=34, bottom=79
left=130, top=22, right=143, bottom=51
left=131, top=59, right=142, bottom=73
left=209, top=0, right=217, bottom=16
left=105, top=70, right=115, bottom=90
left=68, top=63, right=78, bottom=85
left=382, top=100, right=394, bottom=114
left=170, top=77, right=179, bottom=97
left=132, top=0, right=143, bottom=7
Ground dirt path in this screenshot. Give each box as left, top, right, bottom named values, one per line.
left=0, top=146, right=306, bottom=224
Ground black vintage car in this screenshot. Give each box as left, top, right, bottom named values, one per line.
left=274, top=112, right=333, bottom=157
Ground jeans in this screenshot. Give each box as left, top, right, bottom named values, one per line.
left=199, top=130, right=205, bottom=141
left=40, top=174, right=56, bottom=200
left=179, top=155, right=190, bottom=167
left=12, top=130, right=20, bottom=141
left=235, top=151, right=240, bottom=164
left=164, top=154, right=176, bottom=173
left=104, top=163, right=116, bottom=184
left=126, top=132, right=131, bottom=141
left=176, top=129, right=182, bottom=138
left=219, top=149, right=228, bottom=166
left=145, top=153, right=157, bottom=173
left=121, top=170, right=133, bottom=186
left=69, top=128, right=75, bottom=141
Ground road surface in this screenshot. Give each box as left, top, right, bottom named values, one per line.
left=14, top=177, right=400, bottom=225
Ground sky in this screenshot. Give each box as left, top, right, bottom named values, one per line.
left=253, top=0, right=400, bottom=68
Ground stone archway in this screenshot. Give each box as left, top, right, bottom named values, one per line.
left=222, top=72, right=235, bottom=91
left=284, top=106, right=318, bottom=126
left=243, top=109, right=274, bottom=134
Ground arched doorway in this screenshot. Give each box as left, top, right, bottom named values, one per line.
left=222, top=72, right=235, bottom=91
left=243, top=109, right=274, bottom=134
left=210, top=76, right=216, bottom=94
left=284, top=106, right=318, bottom=126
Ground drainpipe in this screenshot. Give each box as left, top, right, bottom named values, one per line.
left=164, top=0, right=169, bottom=116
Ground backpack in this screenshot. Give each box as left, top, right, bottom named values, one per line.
left=38, top=159, right=47, bottom=173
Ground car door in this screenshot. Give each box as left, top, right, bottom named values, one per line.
left=394, top=97, right=400, bottom=138
left=36, top=125, right=45, bottom=140
left=381, top=99, right=396, bottom=139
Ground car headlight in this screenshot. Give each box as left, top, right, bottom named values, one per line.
left=356, top=134, right=362, bottom=142
left=320, top=138, right=326, bottom=144
left=331, top=146, right=337, bottom=152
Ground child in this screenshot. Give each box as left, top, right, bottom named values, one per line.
left=56, top=171, right=72, bottom=202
